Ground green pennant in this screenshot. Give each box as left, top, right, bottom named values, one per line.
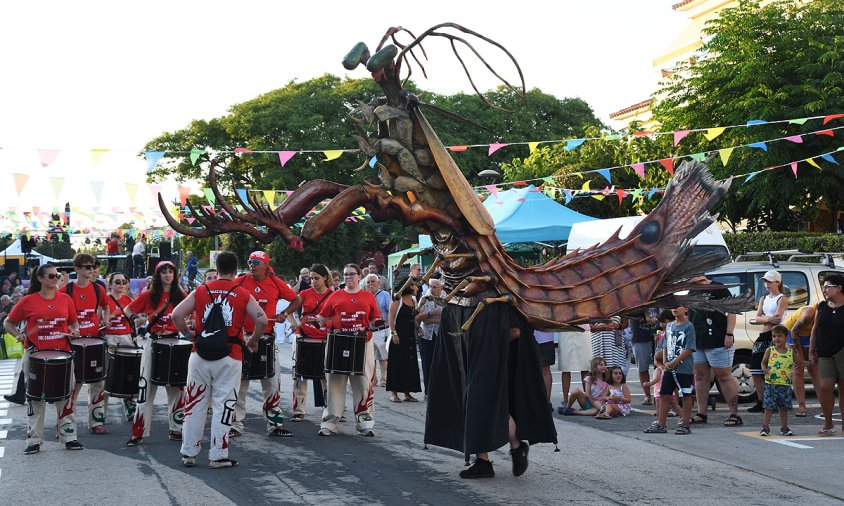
left=788, top=118, right=809, bottom=125
left=604, top=134, right=622, bottom=141
left=689, top=152, right=707, bottom=161
left=189, top=149, right=205, bottom=165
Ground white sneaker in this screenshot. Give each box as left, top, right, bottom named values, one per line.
left=181, top=455, right=196, bottom=467
left=318, top=428, right=332, bottom=437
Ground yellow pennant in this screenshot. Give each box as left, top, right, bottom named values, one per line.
left=528, top=142, right=540, bottom=154
left=323, top=150, right=344, bottom=161
left=591, top=194, right=605, bottom=201
left=91, top=148, right=110, bottom=167
left=806, top=158, right=821, bottom=169
left=263, top=190, right=277, bottom=210
left=580, top=180, right=591, bottom=194
left=719, top=147, right=734, bottom=166
left=704, top=127, right=726, bottom=141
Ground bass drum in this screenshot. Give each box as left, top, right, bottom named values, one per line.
left=324, top=332, right=366, bottom=375
left=150, top=338, right=192, bottom=387
left=105, top=347, right=143, bottom=398
left=27, top=350, right=74, bottom=402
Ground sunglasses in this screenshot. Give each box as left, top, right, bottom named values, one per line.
left=43, top=273, right=62, bottom=280
left=247, top=259, right=264, bottom=266
left=79, top=265, right=97, bottom=270
left=343, top=272, right=358, bottom=277
left=112, top=279, right=128, bottom=285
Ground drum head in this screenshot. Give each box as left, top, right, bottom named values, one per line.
left=155, top=338, right=193, bottom=347
left=31, top=350, right=73, bottom=361
left=113, top=347, right=143, bottom=356
left=72, top=337, right=106, bottom=346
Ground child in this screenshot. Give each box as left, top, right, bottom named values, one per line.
left=759, top=324, right=802, bottom=436
left=645, top=306, right=696, bottom=435
left=644, top=354, right=682, bottom=419
left=559, top=357, right=608, bottom=416
left=596, top=366, right=631, bottom=418
left=653, top=309, right=675, bottom=357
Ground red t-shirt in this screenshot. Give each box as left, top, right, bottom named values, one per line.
left=319, top=289, right=379, bottom=339
left=127, top=290, right=185, bottom=335
left=236, top=274, right=296, bottom=334
left=9, top=292, right=77, bottom=352
left=105, top=294, right=134, bottom=335
left=58, top=282, right=108, bottom=337
left=193, top=279, right=251, bottom=360
left=298, top=287, right=333, bottom=339
left=106, top=239, right=119, bottom=255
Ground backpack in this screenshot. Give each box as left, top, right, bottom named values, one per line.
left=196, top=285, right=240, bottom=361
left=66, top=280, right=103, bottom=306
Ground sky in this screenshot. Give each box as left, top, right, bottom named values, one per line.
left=0, top=1, right=688, bottom=218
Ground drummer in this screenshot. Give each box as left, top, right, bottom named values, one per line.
left=58, top=253, right=110, bottom=435
left=4, top=264, right=84, bottom=454
left=231, top=250, right=302, bottom=438
left=102, top=271, right=137, bottom=422
left=124, top=260, right=187, bottom=446
left=291, top=264, right=333, bottom=422
left=317, top=263, right=380, bottom=437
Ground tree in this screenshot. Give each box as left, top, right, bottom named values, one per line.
left=653, top=0, right=844, bottom=231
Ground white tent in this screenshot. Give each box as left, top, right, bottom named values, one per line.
left=0, top=239, right=57, bottom=266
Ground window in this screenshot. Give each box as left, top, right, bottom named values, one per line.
left=708, top=273, right=745, bottom=297
left=753, top=271, right=809, bottom=309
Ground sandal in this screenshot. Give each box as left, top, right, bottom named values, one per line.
left=594, top=414, right=612, bottom=419
left=644, top=423, right=667, bottom=434
left=691, top=413, right=708, bottom=424
left=641, top=398, right=654, bottom=406
left=291, top=414, right=305, bottom=422
left=817, top=427, right=837, bottom=437
left=723, top=414, right=744, bottom=427
left=389, top=397, right=402, bottom=403
left=403, top=396, right=419, bottom=402
left=795, top=407, right=808, bottom=417
left=675, top=425, right=692, bottom=435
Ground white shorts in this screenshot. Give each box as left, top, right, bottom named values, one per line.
left=372, top=328, right=389, bottom=361
left=557, top=330, right=592, bottom=372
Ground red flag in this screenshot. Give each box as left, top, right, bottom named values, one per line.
left=659, top=158, right=674, bottom=177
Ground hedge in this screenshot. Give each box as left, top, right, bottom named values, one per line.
left=723, top=232, right=844, bottom=257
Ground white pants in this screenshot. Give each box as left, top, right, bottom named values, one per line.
left=233, top=338, right=285, bottom=433
left=180, top=354, right=241, bottom=461
left=25, top=349, right=78, bottom=445
left=131, top=337, right=184, bottom=438
left=320, top=339, right=376, bottom=434
left=102, top=334, right=138, bottom=423
left=291, top=339, right=326, bottom=416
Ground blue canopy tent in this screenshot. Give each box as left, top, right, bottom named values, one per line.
left=482, top=185, right=595, bottom=243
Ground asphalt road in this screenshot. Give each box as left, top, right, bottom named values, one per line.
left=2, top=348, right=843, bottom=505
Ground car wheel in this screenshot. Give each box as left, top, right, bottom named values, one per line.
left=720, top=350, right=756, bottom=403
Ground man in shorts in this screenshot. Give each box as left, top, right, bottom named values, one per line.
left=631, top=308, right=659, bottom=405
left=365, top=273, right=391, bottom=386
left=534, top=330, right=556, bottom=404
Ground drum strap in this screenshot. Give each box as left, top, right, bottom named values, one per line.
left=109, top=295, right=138, bottom=342
left=145, top=300, right=172, bottom=335
left=302, top=289, right=332, bottom=318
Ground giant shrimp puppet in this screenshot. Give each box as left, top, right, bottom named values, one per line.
left=160, top=24, right=743, bottom=472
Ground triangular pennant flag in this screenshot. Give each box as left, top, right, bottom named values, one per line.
left=634, top=130, right=654, bottom=137
left=820, top=153, right=839, bottom=165
left=704, top=127, right=726, bottom=141
left=744, top=172, right=758, bottom=184
left=448, top=145, right=468, bottom=152
left=203, top=188, right=217, bottom=206
left=186, top=217, right=196, bottom=224
left=565, top=139, right=585, bottom=151
left=542, top=176, right=556, bottom=186
left=784, top=135, right=803, bottom=143
left=544, top=186, right=555, bottom=198
left=591, top=194, right=605, bottom=201
left=746, top=120, right=768, bottom=126
left=788, top=118, right=809, bottom=125
left=596, top=169, right=612, bottom=184
left=603, top=134, right=622, bottom=141
left=527, top=142, right=540, bottom=154
left=748, top=142, right=768, bottom=151
left=38, top=149, right=60, bottom=168
left=673, top=130, right=690, bottom=146
left=90, top=181, right=105, bottom=204
left=322, top=150, right=343, bottom=161
left=189, top=149, right=205, bottom=165
left=124, top=183, right=138, bottom=205
left=202, top=205, right=216, bottom=215
left=580, top=180, right=591, bottom=193
left=659, top=158, right=674, bottom=176
left=719, top=147, right=734, bottom=166
left=485, top=184, right=498, bottom=198
left=631, top=163, right=645, bottom=179
left=178, top=186, right=191, bottom=208
left=815, top=130, right=834, bottom=137
left=90, top=149, right=109, bottom=167
left=488, top=143, right=507, bottom=155
left=512, top=181, right=527, bottom=186
left=145, top=151, right=165, bottom=173
left=147, top=183, right=162, bottom=200
left=823, top=114, right=844, bottom=125
left=690, top=152, right=708, bottom=161
left=630, top=189, right=643, bottom=200
left=49, top=177, right=64, bottom=199
left=263, top=190, right=276, bottom=210
left=368, top=156, right=377, bottom=168
left=647, top=188, right=658, bottom=200
left=791, top=162, right=799, bottom=177
left=615, top=189, right=626, bottom=204
left=234, top=147, right=253, bottom=154
left=806, top=158, right=821, bottom=169
left=236, top=189, right=250, bottom=207
left=278, top=151, right=296, bottom=167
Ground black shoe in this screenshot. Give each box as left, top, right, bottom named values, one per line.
left=510, top=441, right=529, bottom=476
left=459, top=458, right=495, bottom=479
left=65, top=440, right=84, bottom=450
left=269, top=427, right=293, bottom=437
left=747, top=401, right=764, bottom=413
left=126, top=437, right=142, bottom=447
left=24, top=444, right=40, bottom=455
left=3, top=394, right=25, bottom=405
left=168, top=431, right=182, bottom=441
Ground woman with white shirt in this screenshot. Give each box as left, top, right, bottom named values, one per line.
left=748, top=270, right=788, bottom=413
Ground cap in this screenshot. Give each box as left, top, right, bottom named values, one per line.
left=155, top=260, right=176, bottom=272
left=249, top=251, right=270, bottom=264
left=762, top=270, right=781, bottom=282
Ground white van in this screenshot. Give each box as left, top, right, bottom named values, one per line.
left=566, top=216, right=730, bottom=257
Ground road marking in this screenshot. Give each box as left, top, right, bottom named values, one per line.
left=736, top=431, right=844, bottom=449
left=0, top=411, right=6, bottom=417
left=0, top=447, right=4, bottom=457
left=0, top=391, right=10, bottom=396
left=0, top=404, right=7, bottom=409
left=0, top=419, right=10, bottom=425
left=814, top=414, right=843, bottom=423
left=0, top=430, right=7, bottom=439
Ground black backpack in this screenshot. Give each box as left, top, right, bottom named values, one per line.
left=196, top=285, right=239, bottom=360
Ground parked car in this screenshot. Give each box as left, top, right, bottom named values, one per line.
left=706, top=252, right=844, bottom=402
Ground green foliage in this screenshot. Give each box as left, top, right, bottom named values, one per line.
left=724, top=232, right=844, bottom=256
left=653, top=0, right=844, bottom=231
left=35, top=239, right=75, bottom=260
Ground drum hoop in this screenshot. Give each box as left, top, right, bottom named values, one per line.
left=30, top=350, right=74, bottom=361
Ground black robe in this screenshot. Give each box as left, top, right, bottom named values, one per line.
left=424, top=301, right=557, bottom=456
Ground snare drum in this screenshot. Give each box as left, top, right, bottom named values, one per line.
left=105, top=347, right=143, bottom=398
left=294, top=338, right=326, bottom=379
left=27, top=350, right=74, bottom=402
left=150, top=338, right=192, bottom=386
left=243, top=336, right=275, bottom=380
left=324, top=332, right=366, bottom=375
left=71, top=337, right=107, bottom=384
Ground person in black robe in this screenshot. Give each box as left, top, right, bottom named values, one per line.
left=425, top=300, right=557, bottom=478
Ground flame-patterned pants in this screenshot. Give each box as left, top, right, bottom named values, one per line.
left=71, top=380, right=105, bottom=429
left=102, top=334, right=138, bottom=423
left=233, top=338, right=285, bottom=434
left=25, top=350, right=78, bottom=446
left=181, top=354, right=241, bottom=461
left=320, top=339, right=375, bottom=435
left=131, top=337, right=184, bottom=438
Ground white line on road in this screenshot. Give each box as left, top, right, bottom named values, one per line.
left=0, top=431, right=7, bottom=439
left=0, top=447, right=4, bottom=457
left=768, top=439, right=813, bottom=449
left=0, top=411, right=6, bottom=417
left=0, top=419, right=10, bottom=425
left=0, top=404, right=8, bottom=409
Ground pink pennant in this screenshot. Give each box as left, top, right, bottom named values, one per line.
left=485, top=184, right=498, bottom=198
left=823, top=113, right=844, bottom=125
left=488, top=143, right=507, bottom=155
left=277, top=151, right=296, bottom=167
left=784, top=135, right=803, bottom=143
left=673, top=130, right=690, bottom=146
left=815, top=130, right=834, bottom=137
left=634, top=131, right=654, bottom=137
left=659, top=158, right=674, bottom=176
left=631, top=163, right=646, bottom=179
left=38, top=149, right=60, bottom=167
left=512, top=181, right=527, bottom=186
left=186, top=217, right=196, bottom=224
left=791, top=162, right=798, bottom=178
left=178, top=186, right=191, bottom=208
left=234, top=147, right=253, bottom=154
